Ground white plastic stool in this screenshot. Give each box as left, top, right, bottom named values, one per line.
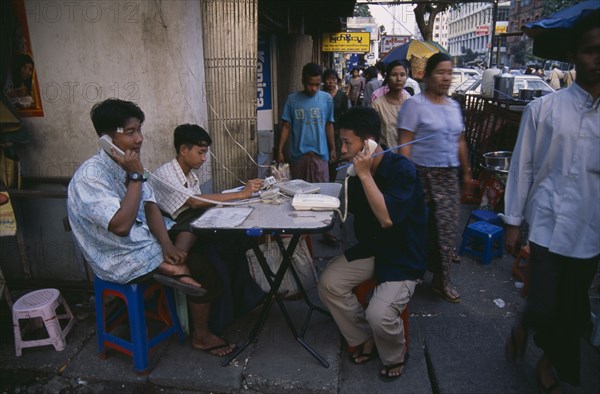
left=12, top=288, right=75, bottom=356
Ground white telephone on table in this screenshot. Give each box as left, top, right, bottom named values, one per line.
left=292, top=193, right=340, bottom=211
left=346, top=139, right=378, bottom=176
left=99, top=134, right=125, bottom=158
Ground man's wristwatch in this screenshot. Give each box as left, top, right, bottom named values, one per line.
left=127, top=172, right=147, bottom=182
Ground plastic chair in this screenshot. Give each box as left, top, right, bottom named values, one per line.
left=94, top=275, right=184, bottom=373
left=12, top=288, right=75, bottom=356
left=351, top=279, right=409, bottom=352
left=462, top=209, right=502, bottom=236
left=459, top=221, right=504, bottom=265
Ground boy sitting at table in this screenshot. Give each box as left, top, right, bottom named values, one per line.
left=151, top=124, right=266, bottom=336
left=317, top=107, right=427, bottom=382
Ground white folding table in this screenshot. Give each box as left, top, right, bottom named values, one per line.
left=191, top=183, right=341, bottom=367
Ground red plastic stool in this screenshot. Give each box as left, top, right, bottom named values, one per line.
left=349, top=279, right=409, bottom=352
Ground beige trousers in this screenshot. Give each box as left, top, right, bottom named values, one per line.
left=318, top=254, right=416, bottom=366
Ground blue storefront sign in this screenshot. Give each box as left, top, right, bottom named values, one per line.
left=257, top=35, right=272, bottom=111
left=346, top=54, right=362, bottom=70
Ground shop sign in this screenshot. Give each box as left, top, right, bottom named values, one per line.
left=380, top=35, right=410, bottom=54
left=257, top=35, right=271, bottom=110
left=495, top=22, right=508, bottom=34
left=476, top=25, right=490, bottom=36
left=322, top=32, right=370, bottom=53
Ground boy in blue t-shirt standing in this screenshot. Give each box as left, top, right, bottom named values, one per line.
left=277, top=63, right=336, bottom=182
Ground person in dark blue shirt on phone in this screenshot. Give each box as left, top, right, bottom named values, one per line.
left=318, top=107, right=427, bottom=382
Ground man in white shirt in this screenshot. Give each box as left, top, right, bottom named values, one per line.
left=68, top=99, right=233, bottom=357
left=502, top=11, right=599, bottom=392
left=152, top=124, right=265, bottom=336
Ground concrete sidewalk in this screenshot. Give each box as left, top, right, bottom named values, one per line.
left=1, top=206, right=599, bottom=393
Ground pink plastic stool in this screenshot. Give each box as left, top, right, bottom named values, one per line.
left=12, top=288, right=75, bottom=356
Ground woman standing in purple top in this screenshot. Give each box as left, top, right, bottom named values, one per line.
left=397, top=53, right=473, bottom=303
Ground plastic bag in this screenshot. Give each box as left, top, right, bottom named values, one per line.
left=246, top=235, right=317, bottom=296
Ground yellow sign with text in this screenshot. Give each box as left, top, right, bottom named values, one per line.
left=322, top=32, right=370, bottom=53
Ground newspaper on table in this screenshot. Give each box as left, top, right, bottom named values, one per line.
left=191, top=207, right=253, bottom=228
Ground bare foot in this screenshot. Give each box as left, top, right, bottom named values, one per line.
left=192, top=331, right=235, bottom=356
left=158, top=263, right=202, bottom=289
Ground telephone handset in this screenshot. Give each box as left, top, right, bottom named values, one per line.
left=346, top=139, right=378, bottom=176
left=99, top=134, right=125, bottom=158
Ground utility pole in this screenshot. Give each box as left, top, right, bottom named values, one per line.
left=489, top=0, right=498, bottom=67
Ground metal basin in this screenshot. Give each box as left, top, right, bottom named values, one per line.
left=483, top=151, right=512, bottom=172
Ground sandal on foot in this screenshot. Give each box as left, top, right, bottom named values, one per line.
left=152, top=273, right=207, bottom=297
left=505, top=324, right=527, bottom=363
left=200, top=342, right=236, bottom=357
left=432, top=285, right=461, bottom=303
left=350, top=341, right=378, bottom=365
left=379, top=353, right=409, bottom=382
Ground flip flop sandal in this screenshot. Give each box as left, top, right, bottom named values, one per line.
left=379, top=353, right=409, bottom=382
left=199, top=342, right=236, bottom=357
left=350, top=341, right=378, bottom=365
left=152, top=273, right=207, bottom=297
left=432, top=285, right=461, bottom=303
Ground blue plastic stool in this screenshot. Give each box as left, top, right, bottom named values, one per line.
left=463, top=209, right=502, bottom=233
left=459, top=221, right=504, bottom=265
left=94, top=275, right=184, bottom=373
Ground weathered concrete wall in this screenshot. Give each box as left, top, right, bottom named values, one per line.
left=19, top=0, right=207, bottom=174
left=2, top=0, right=209, bottom=281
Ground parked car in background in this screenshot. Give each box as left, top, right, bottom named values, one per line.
left=450, top=68, right=481, bottom=95
left=453, top=74, right=555, bottom=98
left=542, top=60, right=571, bottom=79
left=513, top=76, right=555, bottom=96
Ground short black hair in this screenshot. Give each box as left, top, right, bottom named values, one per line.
left=90, top=99, right=145, bottom=137
left=337, top=107, right=381, bottom=142
left=174, top=124, right=212, bottom=154
left=383, top=60, right=408, bottom=87
left=322, top=68, right=339, bottom=82
left=425, top=53, right=453, bottom=78
left=302, top=63, right=323, bottom=80
left=365, top=66, right=378, bottom=80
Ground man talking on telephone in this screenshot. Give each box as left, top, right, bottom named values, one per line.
left=67, top=98, right=235, bottom=357
left=317, top=107, right=427, bottom=382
